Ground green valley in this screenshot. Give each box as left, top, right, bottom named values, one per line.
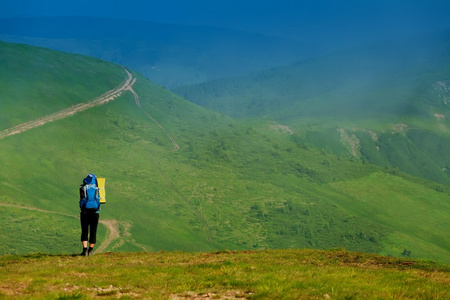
left=174, top=32, right=450, bottom=187
left=0, top=40, right=449, bottom=267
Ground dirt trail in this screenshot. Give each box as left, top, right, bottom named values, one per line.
left=0, top=202, right=75, bottom=218
left=0, top=202, right=120, bottom=252
left=95, top=219, right=120, bottom=253
left=0, top=67, right=135, bottom=140
left=127, top=80, right=180, bottom=151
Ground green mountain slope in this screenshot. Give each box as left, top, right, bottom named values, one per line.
left=0, top=41, right=449, bottom=264
left=0, top=41, right=125, bottom=130
left=174, top=32, right=450, bottom=186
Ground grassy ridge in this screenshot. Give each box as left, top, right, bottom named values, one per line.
left=1, top=249, right=449, bottom=299
left=0, top=40, right=124, bottom=129
left=0, top=41, right=449, bottom=264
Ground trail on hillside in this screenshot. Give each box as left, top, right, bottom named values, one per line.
left=127, top=80, right=213, bottom=245
left=0, top=202, right=127, bottom=252
left=0, top=67, right=135, bottom=140
left=95, top=219, right=120, bottom=253
left=0, top=202, right=75, bottom=218
left=126, top=80, right=180, bottom=151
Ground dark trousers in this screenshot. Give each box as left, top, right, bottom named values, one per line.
left=80, top=211, right=99, bottom=244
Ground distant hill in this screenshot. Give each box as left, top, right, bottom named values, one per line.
left=0, top=41, right=449, bottom=264
left=0, top=16, right=311, bottom=88
left=175, top=31, right=450, bottom=119
left=174, top=31, right=450, bottom=185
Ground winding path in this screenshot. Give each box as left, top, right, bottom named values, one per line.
left=0, top=202, right=122, bottom=252
left=95, top=219, right=121, bottom=253
left=1, top=66, right=214, bottom=249
left=0, top=67, right=134, bottom=140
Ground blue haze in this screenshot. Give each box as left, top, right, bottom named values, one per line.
left=2, top=0, right=450, bottom=48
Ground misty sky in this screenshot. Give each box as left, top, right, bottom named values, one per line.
left=2, top=1, right=450, bottom=46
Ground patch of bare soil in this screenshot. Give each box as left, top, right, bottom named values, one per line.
left=171, top=290, right=254, bottom=299
left=337, top=128, right=360, bottom=157
left=269, top=122, right=294, bottom=135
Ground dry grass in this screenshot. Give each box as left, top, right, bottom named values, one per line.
left=1, top=249, right=448, bottom=299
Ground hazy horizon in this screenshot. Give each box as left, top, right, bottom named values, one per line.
left=2, top=1, right=450, bottom=87
left=2, top=1, right=450, bottom=49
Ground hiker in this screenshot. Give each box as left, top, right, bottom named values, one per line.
left=79, top=173, right=101, bottom=256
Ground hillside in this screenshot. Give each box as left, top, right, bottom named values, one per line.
left=0, top=16, right=310, bottom=88
left=174, top=31, right=450, bottom=186
left=174, top=31, right=450, bottom=119
left=1, top=249, right=449, bottom=299
left=0, top=41, right=449, bottom=264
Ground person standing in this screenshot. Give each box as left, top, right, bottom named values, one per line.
left=79, top=173, right=101, bottom=256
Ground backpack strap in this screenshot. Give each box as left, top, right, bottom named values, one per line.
left=79, top=185, right=87, bottom=210
left=83, top=185, right=87, bottom=199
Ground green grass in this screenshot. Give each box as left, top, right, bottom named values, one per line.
left=1, top=41, right=449, bottom=265
left=328, top=172, right=450, bottom=263
left=0, top=249, right=448, bottom=299
left=0, top=40, right=124, bottom=129
left=0, top=205, right=77, bottom=255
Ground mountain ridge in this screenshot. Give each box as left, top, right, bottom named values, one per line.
left=0, top=16, right=312, bottom=88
